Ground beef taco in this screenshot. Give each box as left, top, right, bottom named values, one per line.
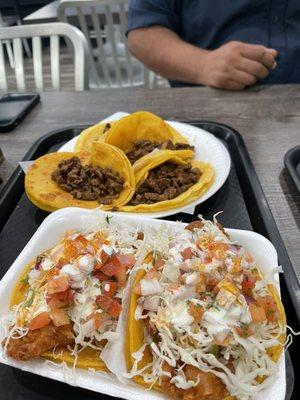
left=119, top=151, right=214, bottom=213
left=25, top=142, right=135, bottom=212
left=125, top=219, right=286, bottom=400
left=103, top=111, right=195, bottom=163
left=2, top=226, right=142, bottom=370
left=74, top=121, right=115, bottom=153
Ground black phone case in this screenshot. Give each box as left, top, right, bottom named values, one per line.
left=0, top=93, right=40, bottom=132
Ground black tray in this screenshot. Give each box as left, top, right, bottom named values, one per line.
left=0, top=122, right=299, bottom=400
left=284, top=145, right=300, bottom=192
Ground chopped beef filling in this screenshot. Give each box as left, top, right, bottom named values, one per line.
left=126, top=140, right=194, bottom=164
left=51, top=156, right=124, bottom=205
left=129, top=162, right=201, bottom=205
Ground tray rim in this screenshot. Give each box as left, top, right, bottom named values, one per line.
left=0, top=120, right=300, bottom=325
left=284, top=145, right=300, bottom=193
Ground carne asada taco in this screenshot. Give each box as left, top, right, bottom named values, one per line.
left=3, top=226, right=142, bottom=370
left=25, top=142, right=135, bottom=212
left=125, top=219, right=286, bottom=400
left=119, top=151, right=214, bottom=213
left=103, top=111, right=195, bottom=163
left=74, top=121, right=115, bottom=153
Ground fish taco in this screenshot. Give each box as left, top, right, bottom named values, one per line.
left=2, top=225, right=144, bottom=370
left=125, top=219, right=286, bottom=400
left=25, top=142, right=135, bottom=212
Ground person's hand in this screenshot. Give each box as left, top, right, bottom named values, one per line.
left=199, top=41, right=277, bottom=90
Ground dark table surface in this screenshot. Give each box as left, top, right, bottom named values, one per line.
left=0, top=84, right=299, bottom=281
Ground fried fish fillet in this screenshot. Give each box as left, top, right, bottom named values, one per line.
left=5, top=323, right=74, bottom=361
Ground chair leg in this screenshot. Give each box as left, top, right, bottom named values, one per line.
left=4, top=40, right=15, bottom=69
left=17, top=20, right=32, bottom=58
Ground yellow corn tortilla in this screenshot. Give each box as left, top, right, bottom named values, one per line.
left=103, top=111, right=189, bottom=153
left=120, top=158, right=214, bottom=213
left=10, top=261, right=107, bottom=370
left=25, top=143, right=135, bottom=212
left=74, top=121, right=115, bottom=152
left=126, top=269, right=286, bottom=395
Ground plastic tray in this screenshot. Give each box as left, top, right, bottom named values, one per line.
left=284, top=145, right=300, bottom=192
left=0, top=121, right=299, bottom=400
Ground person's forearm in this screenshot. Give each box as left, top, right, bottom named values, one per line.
left=127, top=26, right=208, bottom=84
left=127, top=26, right=277, bottom=90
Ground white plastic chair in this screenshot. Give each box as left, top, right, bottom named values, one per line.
left=57, top=0, right=151, bottom=88
left=0, top=22, right=89, bottom=92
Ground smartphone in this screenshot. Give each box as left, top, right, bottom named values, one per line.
left=0, top=93, right=40, bottom=132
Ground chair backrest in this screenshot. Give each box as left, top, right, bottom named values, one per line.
left=57, top=0, right=147, bottom=88
left=0, top=22, right=89, bottom=92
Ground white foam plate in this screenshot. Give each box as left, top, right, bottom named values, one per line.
left=58, top=112, right=231, bottom=218
left=0, top=208, right=285, bottom=400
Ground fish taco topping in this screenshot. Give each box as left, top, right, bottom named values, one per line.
left=129, top=162, right=201, bottom=205
left=3, top=225, right=143, bottom=366
left=51, top=156, right=125, bottom=205
left=126, top=140, right=195, bottom=164
left=127, top=219, right=285, bottom=400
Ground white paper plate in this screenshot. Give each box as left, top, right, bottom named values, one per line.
left=58, top=112, right=231, bottom=218
left=0, top=208, right=286, bottom=400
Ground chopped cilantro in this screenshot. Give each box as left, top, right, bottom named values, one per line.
left=20, top=274, right=29, bottom=285
left=24, top=289, right=35, bottom=307
left=105, top=215, right=113, bottom=224
left=208, top=344, right=219, bottom=357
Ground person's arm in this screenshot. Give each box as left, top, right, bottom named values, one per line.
left=128, top=26, right=277, bottom=90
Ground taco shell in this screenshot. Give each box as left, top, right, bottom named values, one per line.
left=25, top=143, right=135, bottom=212
left=103, top=111, right=189, bottom=153
left=120, top=155, right=214, bottom=213
left=74, top=121, right=115, bottom=152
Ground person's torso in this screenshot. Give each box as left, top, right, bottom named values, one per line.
left=171, top=0, right=300, bottom=86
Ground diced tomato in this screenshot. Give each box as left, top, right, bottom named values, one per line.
left=206, top=275, right=219, bottom=291
left=101, top=261, right=119, bottom=276
left=55, top=257, right=69, bottom=269
left=257, top=295, right=280, bottom=323
left=64, top=234, right=89, bottom=260
left=235, top=324, right=254, bottom=338
left=249, top=302, right=267, bottom=323
left=111, top=252, right=136, bottom=271
left=29, top=312, right=51, bottom=330
left=137, top=231, right=144, bottom=240
left=53, top=288, right=74, bottom=303
left=96, top=295, right=122, bottom=318
left=51, top=308, right=70, bottom=326
left=181, top=247, right=196, bottom=260
left=91, top=232, right=109, bottom=251
left=93, top=270, right=109, bottom=281
left=195, top=274, right=207, bottom=293
left=241, top=273, right=258, bottom=294
left=102, top=281, right=117, bottom=297
left=145, top=268, right=161, bottom=280
left=47, top=275, right=69, bottom=294
left=94, top=312, right=110, bottom=329
left=95, top=249, right=111, bottom=268
left=188, top=304, right=205, bottom=323
left=212, top=243, right=228, bottom=260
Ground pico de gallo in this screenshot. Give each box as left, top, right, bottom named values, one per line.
left=3, top=226, right=142, bottom=361
left=128, top=218, right=285, bottom=400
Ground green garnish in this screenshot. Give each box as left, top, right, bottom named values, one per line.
left=208, top=344, right=220, bottom=357
left=24, top=289, right=35, bottom=307
left=20, top=274, right=29, bottom=285
left=105, top=215, right=113, bottom=224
